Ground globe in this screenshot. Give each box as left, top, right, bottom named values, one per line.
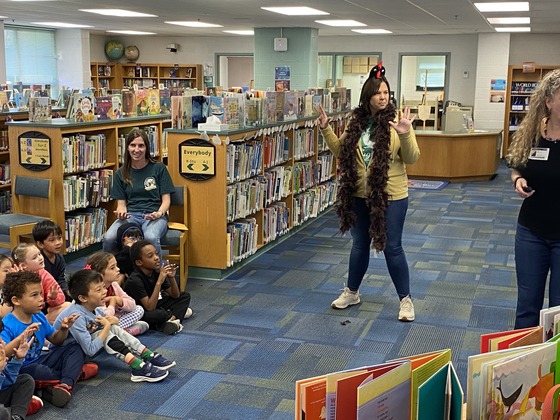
left=124, top=45, right=140, bottom=62
left=104, top=40, right=124, bottom=61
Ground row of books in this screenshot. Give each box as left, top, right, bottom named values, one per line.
left=296, top=348, right=458, bottom=420
left=226, top=177, right=267, bottom=223
left=293, top=182, right=338, bottom=227
left=263, top=202, right=290, bottom=244
left=226, top=217, right=258, bottom=266
left=62, top=133, right=107, bottom=174
left=65, top=207, right=108, bottom=253
left=511, top=81, right=539, bottom=94
left=0, top=191, right=11, bottom=214
left=293, top=161, right=318, bottom=195
left=294, top=128, right=315, bottom=160
left=0, top=163, right=10, bottom=185
left=62, top=169, right=113, bottom=212
left=226, top=141, right=264, bottom=184
left=263, top=133, right=291, bottom=169
left=0, top=129, right=8, bottom=151
left=170, top=86, right=351, bottom=132
left=318, top=153, right=335, bottom=183
left=299, top=305, right=560, bottom=420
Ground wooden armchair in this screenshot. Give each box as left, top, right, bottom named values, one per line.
left=0, top=176, right=56, bottom=250
left=161, top=185, right=189, bottom=291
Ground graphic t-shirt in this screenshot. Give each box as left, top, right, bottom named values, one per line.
left=360, top=121, right=376, bottom=167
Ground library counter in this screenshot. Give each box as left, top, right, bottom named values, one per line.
left=406, top=129, right=502, bottom=182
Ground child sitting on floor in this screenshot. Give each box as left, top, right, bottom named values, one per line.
left=54, top=269, right=175, bottom=383
left=85, top=252, right=148, bottom=336
left=125, top=240, right=191, bottom=335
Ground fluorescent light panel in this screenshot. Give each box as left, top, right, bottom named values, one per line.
left=261, top=7, right=329, bottom=16
left=487, top=17, right=530, bottom=24
left=80, top=9, right=157, bottom=17
left=474, top=2, right=529, bottom=12
left=30, top=22, right=93, bottom=28
left=223, top=30, right=254, bottom=35
left=495, top=26, right=531, bottom=32
left=107, top=30, right=155, bottom=35
left=352, top=29, right=392, bottom=34
left=165, top=21, right=223, bottom=28
left=315, top=20, right=366, bottom=27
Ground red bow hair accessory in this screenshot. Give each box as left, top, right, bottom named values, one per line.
left=369, top=61, right=385, bottom=79
left=84, top=264, right=92, bottom=270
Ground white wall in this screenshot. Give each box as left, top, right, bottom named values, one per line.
left=509, top=34, right=560, bottom=65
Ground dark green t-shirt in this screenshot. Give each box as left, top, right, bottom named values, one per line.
left=111, top=162, right=175, bottom=213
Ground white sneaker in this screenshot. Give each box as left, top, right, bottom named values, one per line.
left=398, top=296, right=415, bottom=322
left=184, top=307, right=193, bottom=319
left=331, top=287, right=361, bottom=309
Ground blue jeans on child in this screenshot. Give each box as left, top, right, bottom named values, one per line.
left=103, top=212, right=168, bottom=256
left=514, top=223, right=560, bottom=328
left=347, top=197, right=411, bottom=299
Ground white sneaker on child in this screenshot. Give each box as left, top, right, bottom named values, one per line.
left=184, top=307, right=193, bottom=319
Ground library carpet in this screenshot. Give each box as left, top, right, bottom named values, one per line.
left=32, top=162, right=520, bottom=419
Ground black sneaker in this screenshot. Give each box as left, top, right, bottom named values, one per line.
left=130, top=362, right=168, bottom=383
left=162, top=320, right=181, bottom=335
left=42, top=383, right=72, bottom=407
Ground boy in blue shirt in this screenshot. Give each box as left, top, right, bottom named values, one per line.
left=54, top=269, right=174, bottom=383
left=0, top=271, right=96, bottom=408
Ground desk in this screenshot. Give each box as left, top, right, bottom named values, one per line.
left=406, top=130, right=502, bottom=182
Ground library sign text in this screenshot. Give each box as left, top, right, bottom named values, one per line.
left=18, top=131, right=52, bottom=171
left=179, top=138, right=216, bottom=181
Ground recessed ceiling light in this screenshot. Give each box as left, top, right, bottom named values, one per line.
left=474, top=2, right=529, bottom=12
left=352, top=29, right=392, bottom=34
left=487, top=17, right=530, bottom=24
left=0, top=16, right=8, bottom=18
left=165, top=21, right=223, bottom=28
left=495, top=26, right=531, bottom=32
left=315, top=20, right=366, bottom=27
left=107, top=30, right=156, bottom=35
left=261, top=7, right=329, bottom=16
left=30, top=22, right=93, bottom=28
left=79, top=9, right=157, bottom=18
left=223, top=30, right=254, bottom=35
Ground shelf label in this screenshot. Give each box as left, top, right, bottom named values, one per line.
left=18, top=131, right=52, bottom=171
left=179, top=138, right=216, bottom=181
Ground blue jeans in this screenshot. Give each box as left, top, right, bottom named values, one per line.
left=103, top=212, right=168, bottom=256
left=514, top=223, right=560, bottom=328
left=347, top=197, right=411, bottom=299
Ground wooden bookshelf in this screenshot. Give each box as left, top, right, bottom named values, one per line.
left=117, top=63, right=203, bottom=91
left=7, top=115, right=168, bottom=253
left=90, top=62, right=118, bottom=95
left=165, top=113, right=348, bottom=273
left=502, top=65, right=557, bottom=155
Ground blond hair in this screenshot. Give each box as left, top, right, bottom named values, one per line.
left=507, top=68, right=560, bottom=167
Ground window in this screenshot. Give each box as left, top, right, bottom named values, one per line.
left=4, top=26, right=58, bottom=97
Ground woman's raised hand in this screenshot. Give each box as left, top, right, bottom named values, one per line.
left=316, top=104, right=330, bottom=129
left=389, top=107, right=416, bottom=133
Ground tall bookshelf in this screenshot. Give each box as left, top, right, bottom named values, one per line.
left=7, top=115, right=168, bottom=253
left=90, top=62, right=118, bottom=95
left=503, top=65, right=557, bottom=155
left=165, top=113, right=348, bottom=274
left=118, top=63, right=203, bottom=91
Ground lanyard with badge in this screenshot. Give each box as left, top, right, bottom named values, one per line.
left=529, top=147, right=549, bottom=161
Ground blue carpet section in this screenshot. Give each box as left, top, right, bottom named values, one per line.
left=31, top=162, right=525, bottom=419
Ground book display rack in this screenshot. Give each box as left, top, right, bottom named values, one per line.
left=165, top=113, right=349, bottom=274
left=7, top=115, right=168, bottom=253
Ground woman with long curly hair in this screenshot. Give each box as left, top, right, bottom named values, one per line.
left=506, top=68, right=560, bottom=328
left=317, top=62, right=420, bottom=321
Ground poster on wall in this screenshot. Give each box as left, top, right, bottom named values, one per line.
left=490, top=79, right=506, bottom=103
left=275, top=66, right=291, bottom=92
left=179, top=138, right=216, bottom=181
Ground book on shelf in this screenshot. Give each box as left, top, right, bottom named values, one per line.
left=159, top=88, right=171, bottom=114
left=74, top=95, right=95, bottom=122
left=28, top=97, right=51, bottom=122
left=136, top=89, right=148, bottom=116
left=191, top=95, right=207, bottom=127
left=121, top=89, right=137, bottom=117
left=95, top=96, right=112, bottom=120
left=109, top=93, right=122, bottom=119
left=147, top=88, right=161, bottom=115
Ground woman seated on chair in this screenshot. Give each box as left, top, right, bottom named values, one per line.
left=103, top=128, right=175, bottom=257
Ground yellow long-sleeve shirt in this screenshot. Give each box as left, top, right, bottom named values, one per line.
left=320, top=124, right=420, bottom=200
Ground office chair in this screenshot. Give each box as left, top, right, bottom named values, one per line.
left=161, top=185, right=189, bottom=291
left=0, top=175, right=56, bottom=250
